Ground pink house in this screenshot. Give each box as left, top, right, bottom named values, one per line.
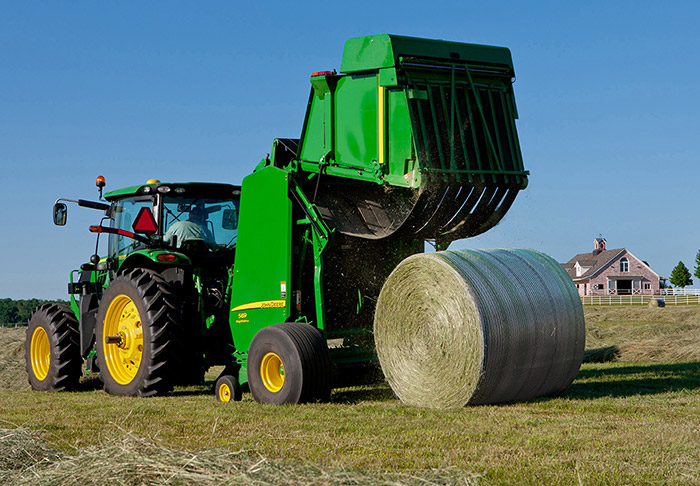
left=562, top=238, right=662, bottom=296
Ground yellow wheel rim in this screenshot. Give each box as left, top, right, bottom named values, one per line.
left=30, top=327, right=51, bottom=381
left=218, top=382, right=232, bottom=402
left=103, top=295, right=143, bottom=385
left=260, top=352, right=284, bottom=393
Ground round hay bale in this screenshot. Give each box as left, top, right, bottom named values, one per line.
left=648, top=298, right=666, bottom=308
left=374, top=248, right=585, bottom=409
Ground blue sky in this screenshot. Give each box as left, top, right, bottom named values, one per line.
left=2, top=1, right=699, bottom=299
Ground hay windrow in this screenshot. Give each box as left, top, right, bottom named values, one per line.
left=0, top=428, right=61, bottom=474
left=0, top=326, right=30, bottom=391
left=0, top=428, right=481, bottom=486
left=374, top=249, right=586, bottom=409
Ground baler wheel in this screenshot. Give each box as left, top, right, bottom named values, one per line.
left=247, top=323, right=331, bottom=404
left=215, top=374, right=241, bottom=403
left=25, top=303, right=82, bottom=391
left=96, top=268, right=183, bottom=396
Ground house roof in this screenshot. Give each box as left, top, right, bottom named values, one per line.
left=561, top=248, right=626, bottom=280
left=562, top=247, right=662, bottom=281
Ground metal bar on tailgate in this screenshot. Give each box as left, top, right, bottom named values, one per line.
left=463, top=66, right=504, bottom=183
left=486, top=89, right=505, bottom=176
left=450, top=64, right=457, bottom=173
left=425, top=82, right=448, bottom=181
left=452, top=92, right=471, bottom=182
left=460, top=79, right=484, bottom=183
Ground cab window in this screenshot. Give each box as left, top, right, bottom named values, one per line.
left=162, top=197, right=238, bottom=249
left=109, top=197, right=155, bottom=257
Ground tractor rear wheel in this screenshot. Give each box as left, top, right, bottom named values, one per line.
left=25, top=303, right=82, bottom=391
left=96, top=268, right=183, bottom=396
left=247, top=323, right=332, bottom=404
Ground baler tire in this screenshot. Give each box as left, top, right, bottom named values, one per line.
left=95, top=268, right=184, bottom=397
left=215, top=374, right=241, bottom=403
left=247, top=323, right=332, bottom=405
left=25, top=303, right=82, bottom=392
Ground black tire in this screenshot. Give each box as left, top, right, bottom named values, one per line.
left=95, top=268, right=183, bottom=396
left=215, top=374, right=242, bottom=402
left=25, top=303, right=82, bottom=391
left=247, top=323, right=332, bottom=404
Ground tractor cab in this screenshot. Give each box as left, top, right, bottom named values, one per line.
left=103, top=180, right=241, bottom=269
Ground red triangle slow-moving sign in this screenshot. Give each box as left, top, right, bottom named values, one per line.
left=132, top=207, right=158, bottom=235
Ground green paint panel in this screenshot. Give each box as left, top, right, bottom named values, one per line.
left=229, top=166, right=292, bottom=353
left=119, top=249, right=191, bottom=270
left=341, top=34, right=513, bottom=74
left=297, top=34, right=525, bottom=190
left=385, top=87, right=417, bottom=186
left=299, top=90, right=331, bottom=162
left=334, top=75, right=378, bottom=168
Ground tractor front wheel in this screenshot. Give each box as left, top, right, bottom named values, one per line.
left=247, top=323, right=331, bottom=404
left=215, top=374, right=242, bottom=403
left=96, top=268, right=183, bottom=396
left=25, top=303, right=82, bottom=391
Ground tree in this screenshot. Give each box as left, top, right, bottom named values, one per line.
left=670, top=261, right=693, bottom=289
left=0, top=298, right=66, bottom=325
left=0, top=299, right=20, bottom=324
left=695, top=250, right=700, bottom=283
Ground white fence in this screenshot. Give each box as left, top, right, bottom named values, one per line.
left=661, top=288, right=700, bottom=296
left=582, top=295, right=700, bottom=306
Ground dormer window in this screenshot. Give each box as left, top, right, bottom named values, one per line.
left=620, top=257, right=629, bottom=272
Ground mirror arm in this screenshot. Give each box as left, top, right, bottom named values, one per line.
left=55, top=198, right=78, bottom=205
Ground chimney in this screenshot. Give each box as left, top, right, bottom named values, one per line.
left=593, top=237, right=606, bottom=254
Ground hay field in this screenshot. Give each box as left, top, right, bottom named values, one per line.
left=584, top=305, right=700, bottom=362
left=2, top=306, right=700, bottom=485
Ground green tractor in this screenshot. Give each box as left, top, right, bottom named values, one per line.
left=26, top=34, right=531, bottom=404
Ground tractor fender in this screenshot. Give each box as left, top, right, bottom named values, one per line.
left=117, top=250, right=192, bottom=281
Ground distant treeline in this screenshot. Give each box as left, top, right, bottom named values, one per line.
left=0, top=298, right=68, bottom=326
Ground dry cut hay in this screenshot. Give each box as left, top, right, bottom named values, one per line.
left=0, top=428, right=61, bottom=475
left=580, top=305, right=700, bottom=362
left=0, top=428, right=481, bottom=486
left=0, top=326, right=31, bottom=390
left=374, top=249, right=586, bottom=409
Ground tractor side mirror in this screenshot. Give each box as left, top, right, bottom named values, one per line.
left=222, top=209, right=238, bottom=230
left=53, top=203, right=67, bottom=226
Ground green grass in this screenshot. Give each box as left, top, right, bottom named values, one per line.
left=2, top=364, right=700, bottom=484
left=0, top=363, right=700, bottom=484
left=2, top=307, right=700, bottom=484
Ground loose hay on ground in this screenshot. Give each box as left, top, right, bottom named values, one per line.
left=583, top=306, right=700, bottom=362
left=0, top=326, right=30, bottom=391
left=0, top=428, right=61, bottom=474
left=0, top=428, right=480, bottom=486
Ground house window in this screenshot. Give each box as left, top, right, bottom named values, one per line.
left=644, top=283, right=651, bottom=290
left=608, top=280, right=615, bottom=290
left=620, top=257, right=629, bottom=272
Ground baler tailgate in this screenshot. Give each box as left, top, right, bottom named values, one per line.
left=404, top=63, right=526, bottom=186
left=293, top=34, right=529, bottom=245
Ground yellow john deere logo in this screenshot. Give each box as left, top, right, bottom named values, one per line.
left=231, top=300, right=286, bottom=312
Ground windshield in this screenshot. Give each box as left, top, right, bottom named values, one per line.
left=162, top=196, right=238, bottom=249
left=109, top=196, right=155, bottom=258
